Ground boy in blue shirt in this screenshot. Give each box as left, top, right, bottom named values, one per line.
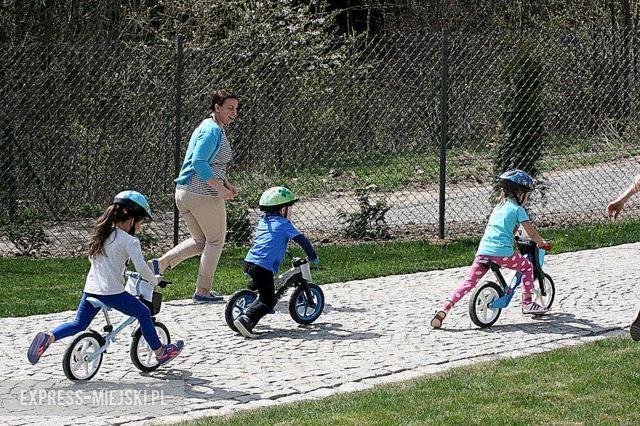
left=234, top=186, right=319, bottom=337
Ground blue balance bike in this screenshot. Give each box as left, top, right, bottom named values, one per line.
left=62, top=272, right=171, bottom=381
left=468, top=239, right=555, bottom=328
left=225, top=255, right=324, bottom=333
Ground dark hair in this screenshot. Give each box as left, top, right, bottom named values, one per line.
left=260, top=202, right=295, bottom=216
left=88, top=204, right=146, bottom=257
left=210, top=89, right=238, bottom=112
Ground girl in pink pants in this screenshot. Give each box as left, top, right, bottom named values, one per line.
left=431, top=170, right=550, bottom=328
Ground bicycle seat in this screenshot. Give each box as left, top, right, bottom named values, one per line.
left=478, top=258, right=502, bottom=271
left=86, top=297, right=111, bottom=311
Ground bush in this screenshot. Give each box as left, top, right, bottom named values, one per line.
left=494, top=38, right=546, bottom=183
left=339, top=189, right=391, bottom=240
left=73, top=202, right=103, bottom=218
left=226, top=200, right=253, bottom=246
left=0, top=206, right=49, bottom=255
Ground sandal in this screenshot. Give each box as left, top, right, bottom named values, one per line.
left=431, top=310, right=447, bottom=329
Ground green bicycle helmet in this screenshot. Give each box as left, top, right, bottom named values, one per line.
left=259, top=186, right=298, bottom=211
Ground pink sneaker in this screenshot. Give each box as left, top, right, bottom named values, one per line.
left=156, top=341, right=184, bottom=366
left=522, top=302, right=547, bottom=315
left=28, top=332, right=51, bottom=365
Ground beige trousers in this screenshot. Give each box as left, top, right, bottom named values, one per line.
left=159, top=188, right=226, bottom=290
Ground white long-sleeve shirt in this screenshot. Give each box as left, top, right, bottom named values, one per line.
left=84, top=228, right=157, bottom=295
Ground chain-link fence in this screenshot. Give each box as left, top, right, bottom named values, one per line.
left=1, top=29, right=639, bottom=257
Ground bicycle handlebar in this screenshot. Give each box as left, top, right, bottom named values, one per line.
left=515, top=236, right=553, bottom=251
left=157, top=280, right=171, bottom=288
left=124, top=271, right=171, bottom=287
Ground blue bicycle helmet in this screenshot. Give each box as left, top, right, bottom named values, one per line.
left=498, top=169, right=535, bottom=192
left=113, top=190, right=152, bottom=220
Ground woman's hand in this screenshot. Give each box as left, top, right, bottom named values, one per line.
left=220, top=187, right=235, bottom=200
left=223, top=179, right=239, bottom=197
left=208, top=178, right=235, bottom=200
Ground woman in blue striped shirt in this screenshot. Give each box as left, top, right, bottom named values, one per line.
left=150, top=90, right=239, bottom=303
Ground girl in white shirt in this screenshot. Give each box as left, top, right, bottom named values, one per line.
left=27, top=191, right=184, bottom=367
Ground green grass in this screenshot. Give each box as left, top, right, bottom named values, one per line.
left=184, top=337, right=640, bottom=425
left=1, top=219, right=639, bottom=318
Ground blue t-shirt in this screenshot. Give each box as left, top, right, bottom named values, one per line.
left=476, top=198, right=529, bottom=257
left=245, top=215, right=302, bottom=275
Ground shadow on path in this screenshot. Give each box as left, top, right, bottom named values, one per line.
left=252, top=321, right=382, bottom=341
left=149, top=369, right=261, bottom=403
left=478, top=312, right=620, bottom=336
left=433, top=312, right=622, bottom=336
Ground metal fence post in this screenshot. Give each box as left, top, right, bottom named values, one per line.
left=173, top=34, right=184, bottom=247
left=438, top=29, right=449, bottom=239
left=1, top=128, right=16, bottom=218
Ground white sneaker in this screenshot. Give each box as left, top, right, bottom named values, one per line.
left=522, top=302, right=547, bottom=315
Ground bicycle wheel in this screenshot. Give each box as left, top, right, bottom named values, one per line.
left=289, top=283, right=324, bottom=325
left=62, top=330, right=105, bottom=381
left=469, top=281, right=504, bottom=328
left=130, top=321, right=171, bottom=372
left=533, top=273, right=555, bottom=311
left=225, top=289, right=257, bottom=333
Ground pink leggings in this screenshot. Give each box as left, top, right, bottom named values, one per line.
left=442, top=253, right=534, bottom=311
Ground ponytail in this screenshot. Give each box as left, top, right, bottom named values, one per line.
left=88, top=204, right=142, bottom=257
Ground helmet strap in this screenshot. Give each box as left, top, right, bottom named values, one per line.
left=125, top=216, right=137, bottom=236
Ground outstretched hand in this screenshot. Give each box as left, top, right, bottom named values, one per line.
left=607, top=199, right=624, bottom=220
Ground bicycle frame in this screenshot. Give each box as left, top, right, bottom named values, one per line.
left=86, top=307, right=136, bottom=362
left=84, top=272, right=151, bottom=362
left=273, top=259, right=315, bottom=308
left=487, top=244, right=546, bottom=309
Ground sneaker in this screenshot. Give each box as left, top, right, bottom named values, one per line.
left=147, top=259, right=162, bottom=276
left=27, top=332, right=51, bottom=365
left=522, top=302, right=547, bottom=315
left=233, top=315, right=256, bottom=338
left=192, top=292, right=224, bottom=303
left=431, top=310, right=447, bottom=329
left=630, top=311, right=640, bottom=341
left=156, top=341, right=184, bottom=366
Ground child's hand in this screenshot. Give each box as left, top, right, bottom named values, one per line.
left=539, top=241, right=552, bottom=251
left=309, top=257, right=320, bottom=269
